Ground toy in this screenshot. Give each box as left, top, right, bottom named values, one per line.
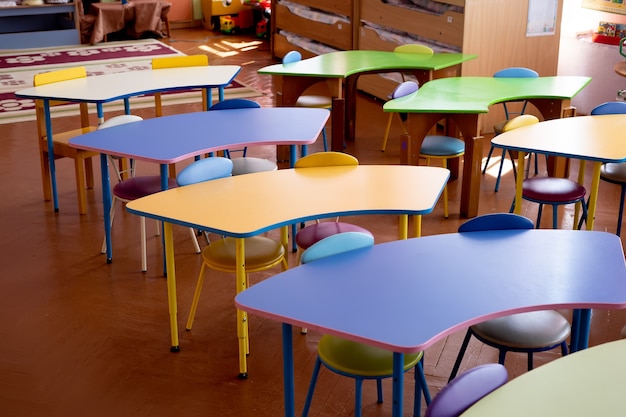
left=255, top=17, right=268, bottom=38
left=219, top=8, right=254, bottom=34
left=202, top=0, right=249, bottom=30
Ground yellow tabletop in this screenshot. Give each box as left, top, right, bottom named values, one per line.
left=462, top=339, right=626, bottom=416
left=126, top=164, right=449, bottom=376
left=492, top=114, right=626, bottom=230
left=128, top=165, right=449, bottom=235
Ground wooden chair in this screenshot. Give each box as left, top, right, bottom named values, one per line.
left=448, top=213, right=571, bottom=382
left=77, top=0, right=97, bottom=44
left=182, top=158, right=288, bottom=334
left=151, top=54, right=210, bottom=117
left=207, top=99, right=278, bottom=175
left=382, top=81, right=465, bottom=218
left=97, top=114, right=179, bottom=272
left=34, top=66, right=99, bottom=215
left=300, top=232, right=431, bottom=417
left=589, top=101, right=626, bottom=236
left=483, top=67, right=539, bottom=192
left=506, top=115, right=588, bottom=229
left=294, top=152, right=373, bottom=263
left=152, top=54, right=210, bottom=178
left=282, top=50, right=330, bottom=151
left=380, top=44, right=434, bottom=152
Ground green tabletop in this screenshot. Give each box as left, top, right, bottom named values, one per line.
left=380, top=75, right=591, bottom=219
left=259, top=50, right=477, bottom=78
left=383, top=76, right=592, bottom=113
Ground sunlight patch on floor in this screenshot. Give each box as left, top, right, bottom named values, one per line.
left=481, top=156, right=514, bottom=179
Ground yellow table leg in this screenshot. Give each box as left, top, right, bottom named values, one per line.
left=235, top=237, right=248, bottom=378
left=164, top=222, right=180, bottom=352
left=413, top=215, right=422, bottom=238
left=513, top=152, right=527, bottom=214
left=399, top=214, right=408, bottom=240
left=585, top=162, right=601, bottom=231
left=281, top=226, right=289, bottom=270
left=574, top=160, right=587, bottom=229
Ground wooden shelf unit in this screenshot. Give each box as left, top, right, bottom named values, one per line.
left=0, top=3, right=80, bottom=49
left=270, top=0, right=565, bottom=131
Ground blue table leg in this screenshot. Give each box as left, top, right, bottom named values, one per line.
left=570, top=309, right=580, bottom=352
left=160, top=163, right=170, bottom=275
left=100, top=153, right=113, bottom=262
left=43, top=100, right=59, bottom=212
left=577, top=308, right=592, bottom=351
left=282, top=323, right=296, bottom=417
left=97, top=103, right=105, bottom=125
left=124, top=98, right=130, bottom=115
left=392, top=352, right=404, bottom=417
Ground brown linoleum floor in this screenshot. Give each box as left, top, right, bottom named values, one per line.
left=1, top=27, right=626, bottom=417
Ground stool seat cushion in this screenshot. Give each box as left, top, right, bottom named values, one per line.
left=318, top=335, right=422, bottom=377
left=202, top=236, right=285, bottom=272
left=231, top=157, right=277, bottom=176
left=420, top=135, right=465, bottom=157
left=113, top=176, right=177, bottom=201
left=296, top=95, right=332, bottom=108
left=296, top=222, right=373, bottom=250
left=472, top=310, right=571, bottom=349
left=522, top=177, right=586, bottom=203
left=601, top=162, right=626, bottom=183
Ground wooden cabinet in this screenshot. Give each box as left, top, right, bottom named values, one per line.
left=271, top=0, right=354, bottom=59
left=271, top=0, right=565, bottom=131
left=0, top=3, right=80, bottom=49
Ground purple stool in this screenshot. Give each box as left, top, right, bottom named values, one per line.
left=425, top=364, right=508, bottom=417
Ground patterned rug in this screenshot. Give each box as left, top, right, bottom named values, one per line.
left=0, top=39, right=262, bottom=124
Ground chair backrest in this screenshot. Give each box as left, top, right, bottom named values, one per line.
left=590, top=101, right=626, bottom=115
left=151, top=55, right=209, bottom=115
left=176, top=157, right=233, bottom=186
left=282, top=50, right=302, bottom=65
left=391, top=81, right=419, bottom=100
left=458, top=213, right=534, bottom=233
left=424, top=364, right=508, bottom=417
left=493, top=67, right=539, bottom=119
left=394, top=44, right=434, bottom=56
left=97, top=114, right=144, bottom=180
left=493, top=67, right=539, bottom=79
left=393, top=44, right=434, bottom=83
left=33, top=67, right=92, bottom=139
left=208, top=98, right=261, bottom=111
left=300, top=231, right=375, bottom=264
left=501, top=114, right=539, bottom=132
left=208, top=99, right=261, bottom=157
left=98, top=114, right=144, bottom=130
left=151, top=55, right=209, bottom=69
left=34, top=66, right=87, bottom=87
left=294, top=151, right=358, bottom=168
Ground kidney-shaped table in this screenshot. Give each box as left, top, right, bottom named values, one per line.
left=126, top=164, right=450, bottom=377
left=236, top=229, right=626, bottom=417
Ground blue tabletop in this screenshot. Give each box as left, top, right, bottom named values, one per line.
left=70, top=107, right=330, bottom=163
left=236, top=229, right=626, bottom=353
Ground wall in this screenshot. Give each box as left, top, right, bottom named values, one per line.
left=558, top=0, right=626, bottom=114
left=167, top=0, right=194, bottom=23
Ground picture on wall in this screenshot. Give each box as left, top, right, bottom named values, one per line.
left=582, top=0, right=626, bottom=15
